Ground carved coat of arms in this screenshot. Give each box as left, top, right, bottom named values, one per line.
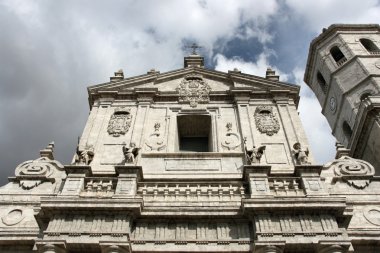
left=177, top=74, right=211, bottom=107
left=107, top=107, right=132, bottom=137
left=254, top=106, right=280, bottom=136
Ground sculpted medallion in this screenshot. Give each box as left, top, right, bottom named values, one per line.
left=177, top=74, right=211, bottom=107
left=254, top=106, right=280, bottom=136
left=107, top=107, right=133, bottom=137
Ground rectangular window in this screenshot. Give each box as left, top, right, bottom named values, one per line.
left=177, top=115, right=211, bottom=152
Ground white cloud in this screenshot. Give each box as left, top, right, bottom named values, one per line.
left=285, top=0, right=380, bottom=32
left=214, top=53, right=289, bottom=81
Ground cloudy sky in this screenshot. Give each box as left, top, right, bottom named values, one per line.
left=0, top=0, right=379, bottom=185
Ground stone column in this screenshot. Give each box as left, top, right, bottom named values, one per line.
left=318, top=245, right=348, bottom=253
left=114, top=166, right=142, bottom=197
left=255, top=245, right=284, bottom=253
left=36, top=242, right=66, bottom=253
left=243, top=165, right=272, bottom=198
left=100, top=244, right=130, bottom=253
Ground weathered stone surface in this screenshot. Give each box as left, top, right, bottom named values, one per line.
left=0, top=32, right=380, bottom=252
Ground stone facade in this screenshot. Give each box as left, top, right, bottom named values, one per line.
left=0, top=45, right=380, bottom=252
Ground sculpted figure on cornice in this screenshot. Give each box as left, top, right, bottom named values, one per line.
left=293, top=142, right=310, bottom=165
left=73, top=144, right=95, bottom=165
left=122, top=142, right=140, bottom=164
left=244, top=137, right=266, bottom=164
left=254, top=106, right=280, bottom=136
left=107, top=107, right=132, bottom=137
left=177, top=74, right=211, bottom=107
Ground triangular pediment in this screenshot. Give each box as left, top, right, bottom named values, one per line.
left=87, top=66, right=300, bottom=107
left=88, top=67, right=298, bottom=93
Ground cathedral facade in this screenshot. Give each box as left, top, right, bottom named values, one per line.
left=0, top=25, right=380, bottom=253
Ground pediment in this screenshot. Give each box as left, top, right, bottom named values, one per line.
left=88, top=67, right=299, bottom=106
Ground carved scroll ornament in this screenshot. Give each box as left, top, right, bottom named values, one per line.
left=221, top=122, right=241, bottom=151
left=177, top=74, right=211, bottom=107
left=254, top=106, right=280, bottom=136
left=107, top=107, right=132, bottom=137
left=324, top=156, right=375, bottom=189
left=15, top=157, right=64, bottom=190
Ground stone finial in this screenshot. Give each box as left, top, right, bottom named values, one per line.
left=265, top=67, right=279, bottom=81
left=147, top=68, right=160, bottom=75
left=110, top=69, right=124, bottom=82
left=335, top=142, right=350, bottom=159
left=40, top=141, right=55, bottom=160
left=184, top=43, right=204, bottom=67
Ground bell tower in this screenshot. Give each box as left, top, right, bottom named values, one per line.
left=304, top=24, right=380, bottom=171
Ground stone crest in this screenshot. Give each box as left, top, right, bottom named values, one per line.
left=107, top=107, right=132, bottom=137
left=177, top=74, right=211, bottom=107
left=254, top=106, right=280, bottom=136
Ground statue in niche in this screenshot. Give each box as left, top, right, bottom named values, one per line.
left=243, top=137, right=266, bottom=164
left=107, top=107, right=132, bottom=137
left=293, top=142, right=310, bottom=165
left=122, top=142, right=140, bottom=164
left=74, top=144, right=95, bottom=165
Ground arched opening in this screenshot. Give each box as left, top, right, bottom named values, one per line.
left=360, top=92, right=371, bottom=101
left=330, top=46, right=347, bottom=66
left=317, top=71, right=327, bottom=93
left=342, top=121, right=353, bottom=141
left=360, top=38, right=380, bottom=54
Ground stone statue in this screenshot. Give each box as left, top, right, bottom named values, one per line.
left=293, top=142, right=310, bottom=165
left=244, top=138, right=266, bottom=164
left=122, top=142, right=140, bottom=164
left=74, top=144, right=95, bottom=165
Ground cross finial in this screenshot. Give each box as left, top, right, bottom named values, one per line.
left=187, top=43, right=202, bottom=55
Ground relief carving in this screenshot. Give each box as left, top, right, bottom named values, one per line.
left=254, top=106, right=280, bottom=136
left=107, top=107, right=133, bottom=137
left=15, top=143, right=64, bottom=190
left=324, top=156, right=375, bottom=189
left=145, top=122, right=166, bottom=151
left=177, top=74, right=211, bottom=107
left=1, top=209, right=24, bottom=226
left=364, top=208, right=380, bottom=226
left=221, top=122, right=241, bottom=151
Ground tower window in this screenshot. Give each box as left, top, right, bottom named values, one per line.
left=360, top=38, right=380, bottom=54
left=316, top=71, right=327, bottom=93
left=177, top=115, right=212, bottom=152
left=342, top=121, right=353, bottom=141
left=330, top=46, right=347, bottom=66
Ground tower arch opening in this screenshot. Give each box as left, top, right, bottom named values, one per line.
left=360, top=38, right=380, bottom=54
left=330, top=46, right=347, bottom=66
left=316, top=71, right=327, bottom=93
